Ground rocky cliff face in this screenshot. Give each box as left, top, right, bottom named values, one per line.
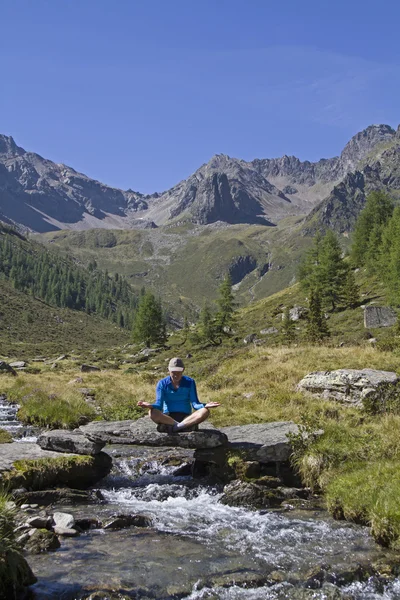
left=305, top=130, right=400, bottom=233
left=0, top=124, right=397, bottom=232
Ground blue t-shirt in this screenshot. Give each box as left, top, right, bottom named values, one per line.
left=152, top=375, right=205, bottom=414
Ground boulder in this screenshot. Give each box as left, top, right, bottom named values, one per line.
left=103, top=514, right=153, bottom=530
left=281, top=305, right=307, bottom=321
left=53, top=526, right=79, bottom=537
left=37, top=430, right=105, bottom=455
left=25, top=516, right=53, bottom=529
left=80, top=417, right=228, bottom=449
left=260, top=327, right=279, bottom=335
left=24, top=529, right=60, bottom=554
left=243, top=334, right=258, bottom=344
left=81, top=364, right=101, bottom=372
left=9, top=361, right=27, bottom=368
left=14, top=488, right=102, bottom=506
left=0, top=361, right=17, bottom=375
left=219, top=422, right=300, bottom=462
left=297, top=369, right=400, bottom=407
left=220, top=480, right=285, bottom=509
left=0, top=442, right=112, bottom=490
left=52, top=511, right=75, bottom=529
left=364, top=306, right=397, bottom=328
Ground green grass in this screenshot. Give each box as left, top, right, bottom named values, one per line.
left=0, top=279, right=130, bottom=358
left=1, top=456, right=94, bottom=491
left=0, top=430, right=12, bottom=444
left=6, top=379, right=97, bottom=429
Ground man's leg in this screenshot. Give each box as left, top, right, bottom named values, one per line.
left=174, top=407, right=210, bottom=431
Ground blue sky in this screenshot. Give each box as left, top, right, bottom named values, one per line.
left=1, top=0, right=399, bottom=193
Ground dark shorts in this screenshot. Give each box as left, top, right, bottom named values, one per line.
left=167, top=411, right=199, bottom=431
left=167, top=412, right=191, bottom=422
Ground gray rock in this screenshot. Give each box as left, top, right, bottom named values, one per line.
left=0, top=442, right=112, bottom=489
left=9, top=361, right=27, bottom=368
left=37, top=430, right=105, bottom=455
left=81, top=364, right=101, bottom=372
left=53, top=526, right=79, bottom=537
left=0, top=361, right=17, bottom=375
left=281, top=305, right=307, bottom=321
left=243, top=334, right=258, bottom=344
left=260, top=327, right=279, bottom=335
left=297, top=369, right=400, bottom=407
left=103, top=514, right=153, bottom=530
left=364, top=306, right=397, bottom=328
left=220, top=422, right=300, bottom=462
left=220, top=480, right=285, bottom=508
left=25, top=516, right=53, bottom=529
left=24, top=529, right=60, bottom=554
left=53, top=511, right=75, bottom=529
left=81, top=417, right=228, bottom=449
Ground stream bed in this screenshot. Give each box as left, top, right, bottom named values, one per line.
left=26, top=446, right=400, bottom=600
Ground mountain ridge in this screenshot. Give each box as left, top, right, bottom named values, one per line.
left=0, top=124, right=397, bottom=232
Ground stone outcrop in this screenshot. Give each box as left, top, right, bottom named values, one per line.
left=0, top=442, right=112, bottom=490
left=220, top=480, right=287, bottom=509
left=0, top=360, right=17, bottom=375
left=80, top=416, right=228, bottom=449
left=364, top=306, right=397, bottom=328
left=297, top=369, right=400, bottom=407
left=220, top=422, right=299, bottom=462
left=37, top=430, right=105, bottom=455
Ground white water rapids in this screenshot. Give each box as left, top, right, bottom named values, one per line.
left=27, top=451, right=400, bottom=599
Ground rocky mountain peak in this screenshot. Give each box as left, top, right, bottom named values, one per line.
left=0, top=134, right=23, bottom=157
left=339, top=124, right=396, bottom=173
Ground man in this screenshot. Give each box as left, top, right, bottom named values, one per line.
left=137, top=357, right=220, bottom=434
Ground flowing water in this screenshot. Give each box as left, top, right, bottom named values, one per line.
left=0, top=394, right=38, bottom=441
left=27, top=446, right=400, bottom=600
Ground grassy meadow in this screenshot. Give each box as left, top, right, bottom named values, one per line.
left=2, top=261, right=400, bottom=548
left=2, top=341, right=400, bottom=549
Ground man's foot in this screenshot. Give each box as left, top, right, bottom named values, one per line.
left=156, top=423, right=176, bottom=435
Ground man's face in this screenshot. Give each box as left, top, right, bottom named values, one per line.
left=169, top=369, right=183, bottom=385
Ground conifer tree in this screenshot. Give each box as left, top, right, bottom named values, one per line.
left=318, top=231, right=347, bottom=311
left=343, top=269, right=360, bottom=309
left=351, top=191, right=394, bottom=267
left=281, top=306, right=296, bottom=345
left=306, top=289, right=330, bottom=342
left=215, top=274, right=236, bottom=334
left=379, top=206, right=400, bottom=304
left=198, top=302, right=219, bottom=345
left=132, top=291, right=166, bottom=347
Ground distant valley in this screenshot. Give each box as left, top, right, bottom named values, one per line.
left=1, top=124, right=399, bottom=313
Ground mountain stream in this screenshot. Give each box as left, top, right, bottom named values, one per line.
left=25, top=445, right=400, bottom=600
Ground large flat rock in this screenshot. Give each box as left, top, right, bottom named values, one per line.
left=80, top=417, right=228, bottom=449
left=0, top=442, right=78, bottom=474
left=38, top=430, right=105, bottom=455
left=297, top=369, right=399, bottom=407
left=0, top=442, right=111, bottom=489
left=219, top=421, right=299, bottom=462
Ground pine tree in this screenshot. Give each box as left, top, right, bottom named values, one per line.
left=198, top=302, right=219, bottom=345
left=351, top=191, right=394, bottom=267
left=379, top=206, right=400, bottom=304
left=132, top=291, right=166, bottom=347
left=299, top=231, right=347, bottom=311
left=281, top=306, right=296, bottom=345
left=306, top=289, right=330, bottom=342
left=215, top=274, right=236, bottom=334
left=343, top=269, right=360, bottom=309
left=318, top=231, right=347, bottom=311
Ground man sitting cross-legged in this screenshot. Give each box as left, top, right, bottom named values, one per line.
left=137, top=357, right=220, bottom=434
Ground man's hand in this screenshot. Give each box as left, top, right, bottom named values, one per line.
left=204, top=402, right=220, bottom=408
left=137, top=401, right=153, bottom=408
